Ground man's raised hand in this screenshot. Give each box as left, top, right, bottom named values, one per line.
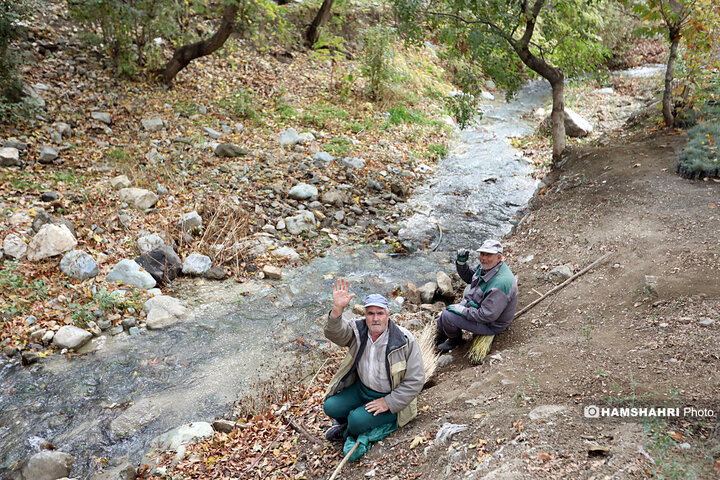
left=331, top=278, right=356, bottom=317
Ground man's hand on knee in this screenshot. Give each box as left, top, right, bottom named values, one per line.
left=365, top=397, right=389, bottom=416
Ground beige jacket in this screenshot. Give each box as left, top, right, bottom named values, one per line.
left=324, top=313, right=425, bottom=427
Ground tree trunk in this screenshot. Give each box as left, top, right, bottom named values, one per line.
left=305, top=0, right=334, bottom=48
left=662, top=34, right=680, bottom=127
left=162, top=3, right=238, bottom=86
left=549, top=78, right=566, bottom=163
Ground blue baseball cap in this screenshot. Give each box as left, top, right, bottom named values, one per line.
left=364, top=294, right=389, bottom=310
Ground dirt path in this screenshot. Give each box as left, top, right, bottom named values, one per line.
left=335, top=131, right=720, bottom=479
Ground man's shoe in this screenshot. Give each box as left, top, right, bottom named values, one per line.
left=434, top=328, right=448, bottom=346
left=437, top=336, right=466, bottom=353
left=325, top=420, right=347, bottom=442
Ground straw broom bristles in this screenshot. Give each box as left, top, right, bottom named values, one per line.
left=467, top=335, right=495, bottom=364
left=417, top=322, right=440, bottom=381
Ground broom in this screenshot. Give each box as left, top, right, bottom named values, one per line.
left=465, top=252, right=613, bottom=365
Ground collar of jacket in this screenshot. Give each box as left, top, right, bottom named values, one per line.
left=353, top=318, right=408, bottom=390
left=477, top=261, right=503, bottom=281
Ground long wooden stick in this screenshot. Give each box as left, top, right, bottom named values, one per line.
left=329, top=441, right=360, bottom=480
left=514, top=251, right=613, bottom=319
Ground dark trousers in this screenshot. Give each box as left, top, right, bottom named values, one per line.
left=437, top=309, right=497, bottom=337
left=323, top=381, right=397, bottom=437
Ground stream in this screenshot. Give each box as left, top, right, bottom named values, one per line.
left=0, top=80, right=551, bottom=478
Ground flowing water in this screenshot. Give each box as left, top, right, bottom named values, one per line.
left=0, top=81, right=551, bottom=478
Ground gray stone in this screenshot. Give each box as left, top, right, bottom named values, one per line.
left=182, top=254, right=212, bottom=276
left=110, top=175, right=132, bottom=190
left=156, top=184, right=169, bottom=196
left=0, top=147, right=22, bottom=167
left=128, top=326, right=139, bottom=336
left=550, top=264, right=573, bottom=281
left=144, top=295, right=189, bottom=329
left=141, top=116, right=165, bottom=132
left=201, top=126, right=222, bottom=139
left=121, top=317, right=137, bottom=329
left=91, top=111, right=112, bottom=125
left=39, top=146, right=59, bottom=164
left=41, top=330, right=55, bottom=345
left=106, top=259, right=157, bottom=289
left=40, top=192, right=59, bottom=202
left=321, top=190, right=348, bottom=206
left=204, top=266, right=227, bottom=280
left=284, top=211, right=316, bottom=235
left=341, top=157, right=365, bottom=169
left=288, top=183, right=318, bottom=200
left=118, top=188, right=159, bottom=210
left=60, top=250, right=99, bottom=280
left=4, top=345, right=18, bottom=357
left=271, top=246, right=299, bottom=261
left=180, top=211, right=202, bottom=232
left=92, top=462, right=137, bottom=480
left=212, top=419, right=240, bottom=433
left=27, top=224, right=77, bottom=261
left=3, top=233, right=27, bottom=258
left=54, top=122, right=72, bottom=138
left=644, top=275, right=659, bottom=295
left=50, top=132, right=62, bottom=144
left=263, top=265, right=283, bottom=280
left=137, top=234, right=166, bottom=254
left=436, top=271, right=453, bottom=297
left=419, top=282, right=437, bottom=304
left=314, top=151, right=334, bottom=164
left=529, top=405, right=567, bottom=421
left=404, top=283, right=421, bottom=304
left=9, top=212, right=31, bottom=227
left=53, top=325, right=93, bottom=350
left=699, top=319, right=715, bottom=327
left=110, top=398, right=162, bottom=438
left=276, top=128, right=301, bottom=146
left=563, top=108, right=593, bottom=137
left=436, top=355, right=455, bottom=368
left=214, top=143, right=250, bottom=157
left=21, top=350, right=41, bottom=365
left=110, top=326, right=124, bottom=335
left=135, top=246, right=182, bottom=283
left=21, top=450, right=73, bottom=480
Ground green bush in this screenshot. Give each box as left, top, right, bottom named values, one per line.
left=677, top=121, right=719, bottom=179
left=69, top=0, right=184, bottom=78
left=217, top=89, right=261, bottom=122
left=359, top=25, right=399, bottom=100
left=0, top=0, right=38, bottom=123
left=387, top=105, right=427, bottom=125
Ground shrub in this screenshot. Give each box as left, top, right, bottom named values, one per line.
left=387, top=105, right=427, bottom=125
left=677, top=121, right=719, bottom=179
left=359, top=26, right=399, bottom=101
left=0, top=0, right=37, bottom=123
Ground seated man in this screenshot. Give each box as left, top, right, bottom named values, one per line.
left=323, top=279, right=425, bottom=442
left=436, top=239, right=518, bottom=352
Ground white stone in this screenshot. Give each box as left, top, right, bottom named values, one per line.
left=144, top=295, right=189, bottom=329
left=91, top=111, right=112, bottom=124
left=284, top=211, right=316, bottom=235
left=436, top=271, right=453, bottom=296
left=9, top=212, right=31, bottom=227
left=288, top=183, right=318, bottom=200
left=141, top=116, right=165, bottom=132
left=182, top=254, right=212, bottom=276
left=276, top=128, right=301, bottom=146
left=263, top=265, right=283, bottom=280
left=3, top=233, right=27, bottom=258
left=0, top=147, right=21, bottom=166
left=341, top=157, right=365, bottom=169
left=27, top=224, right=77, bottom=261
left=271, top=246, right=299, bottom=261
left=119, top=188, right=159, bottom=210
left=53, top=325, right=93, bottom=349
left=563, top=108, right=593, bottom=137
left=106, top=259, right=157, bottom=289
left=180, top=211, right=202, bottom=231
left=137, top=233, right=166, bottom=254
left=110, top=174, right=132, bottom=189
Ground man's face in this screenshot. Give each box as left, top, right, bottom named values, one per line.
left=478, top=252, right=502, bottom=270
left=365, top=306, right=389, bottom=338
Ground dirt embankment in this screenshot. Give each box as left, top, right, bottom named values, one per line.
left=336, top=131, right=720, bottom=479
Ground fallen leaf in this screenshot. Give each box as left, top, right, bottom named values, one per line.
left=668, top=430, right=683, bottom=441
left=537, top=452, right=552, bottom=461
left=409, top=435, right=424, bottom=449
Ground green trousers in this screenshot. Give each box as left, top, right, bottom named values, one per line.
left=323, top=381, right=398, bottom=437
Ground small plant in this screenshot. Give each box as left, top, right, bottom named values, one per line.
left=387, top=105, right=427, bottom=125
left=427, top=143, right=449, bottom=160
left=677, top=121, right=719, bottom=179
left=324, top=137, right=352, bottom=156
left=217, top=89, right=260, bottom=122
left=359, top=25, right=399, bottom=101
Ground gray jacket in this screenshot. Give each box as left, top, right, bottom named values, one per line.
left=456, top=261, right=518, bottom=333
left=324, top=313, right=425, bottom=427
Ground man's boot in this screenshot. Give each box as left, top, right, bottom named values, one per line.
left=437, top=335, right=466, bottom=353
left=325, top=419, right=347, bottom=442
left=434, top=328, right=448, bottom=346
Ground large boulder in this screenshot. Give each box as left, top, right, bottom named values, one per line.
left=53, top=325, right=93, bottom=350
left=3, top=233, right=27, bottom=259
left=288, top=183, right=318, bottom=200
left=284, top=211, right=316, bottom=235
left=119, top=188, right=159, bottom=210
left=436, top=271, right=454, bottom=297
left=419, top=282, right=438, bottom=304
left=144, top=295, right=189, bottom=329
left=564, top=108, right=593, bottom=137
left=20, top=450, right=73, bottom=480
left=106, top=259, right=157, bottom=289
left=135, top=246, right=182, bottom=283
left=27, top=224, right=77, bottom=261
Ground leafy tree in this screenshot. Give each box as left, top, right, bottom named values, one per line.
left=393, top=0, right=608, bottom=163
left=632, top=0, right=718, bottom=127
left=306, top=0, right=335, bottom=47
